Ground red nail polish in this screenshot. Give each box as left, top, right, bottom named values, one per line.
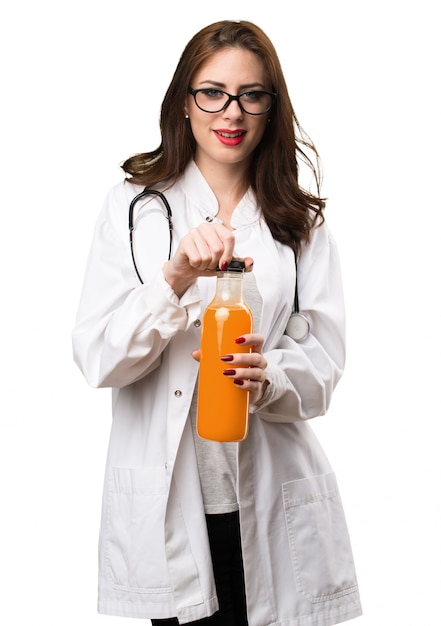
left=235, top=337, right=246, bottom=344
left=220, top=261, right=228, bottom=271
left=234, top=379, right=244, bottom=386
left=220, top=355, right=234, bottom=361
left=222, top=369, right=236, bottom=376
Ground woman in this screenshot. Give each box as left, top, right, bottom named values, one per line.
left=72, top=20, right=362, bottom=626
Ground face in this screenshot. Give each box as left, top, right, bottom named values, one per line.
left=185, top=48, right=271, bottom=171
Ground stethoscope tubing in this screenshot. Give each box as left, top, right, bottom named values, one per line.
left=129, top=187, right=173, bottom=284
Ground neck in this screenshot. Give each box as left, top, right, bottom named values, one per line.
left=194, top=157, right=250, bottom=227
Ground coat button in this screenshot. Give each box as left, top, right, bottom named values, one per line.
left=174, top=390, right=182, bottom=397
left=205, top=216, right=213, bottom=222
left=194, top=319, right=201, bottom=327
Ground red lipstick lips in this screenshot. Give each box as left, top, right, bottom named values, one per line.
left=214, top=129, right=246, bottom=146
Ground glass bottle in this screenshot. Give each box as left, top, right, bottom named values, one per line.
left=197, top=260, right=253, bottom=442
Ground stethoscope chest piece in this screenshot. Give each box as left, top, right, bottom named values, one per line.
left=285, top=313, right=310, bottom=342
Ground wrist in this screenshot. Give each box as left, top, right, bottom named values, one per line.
left=257, top=378, right=270, bottom=403
left=163, top=261, right=195, bottom=299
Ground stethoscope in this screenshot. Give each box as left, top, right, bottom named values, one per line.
left=286, top=250, right=310, bottom=342
left=128, top=187, right=310, bottom=341
left=129, top=187, right=173, bottom=283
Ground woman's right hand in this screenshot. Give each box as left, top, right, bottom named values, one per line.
left=163, top=222, right=252, bottom=298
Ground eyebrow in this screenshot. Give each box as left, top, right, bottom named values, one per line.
left=197, top=80, right=267, bottom=90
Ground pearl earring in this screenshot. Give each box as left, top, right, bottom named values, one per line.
left=185, top=114, right=189, bottom=119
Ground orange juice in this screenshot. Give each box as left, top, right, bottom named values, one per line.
left=197, top=303, right=253, bottom=442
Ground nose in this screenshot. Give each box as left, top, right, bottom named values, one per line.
left=222, top=97, right=243, bottom=119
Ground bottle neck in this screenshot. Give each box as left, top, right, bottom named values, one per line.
left=214, top=271, right=245, bottom=305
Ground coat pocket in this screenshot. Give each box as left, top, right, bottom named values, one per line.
left=283, top=472, right=358, bottom=603
left=104, top=466, right=171, bottom=592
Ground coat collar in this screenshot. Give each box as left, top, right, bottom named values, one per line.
left=179, top=160, right=261, bottom=229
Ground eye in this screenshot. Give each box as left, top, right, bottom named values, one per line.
left=241, top=91, right=264, bottom=102
left=201, top=88, right=225, bottom=99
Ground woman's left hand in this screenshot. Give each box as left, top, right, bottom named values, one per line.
left=192, top=333, right=268, bottom=404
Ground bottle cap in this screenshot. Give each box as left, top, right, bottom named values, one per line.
left=223, top=260, right=245, bottom=272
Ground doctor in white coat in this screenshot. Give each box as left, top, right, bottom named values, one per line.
left=73, top=19, right=362, bottom=626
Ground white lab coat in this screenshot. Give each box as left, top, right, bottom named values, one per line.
left=72, top=161, right=362, bottom=625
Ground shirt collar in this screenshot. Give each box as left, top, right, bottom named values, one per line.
left=180, top=160, right=261, bottom=229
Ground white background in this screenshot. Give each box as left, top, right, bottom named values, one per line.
left=1, top=1, right=440, bottom=624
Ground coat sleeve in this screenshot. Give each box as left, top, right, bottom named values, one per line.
left=72, top=185, right=201, bottom=389
left=251, top=222, right=346, bottom=421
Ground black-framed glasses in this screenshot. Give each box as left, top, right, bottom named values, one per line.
left=188, top=88, right=277, bottom=115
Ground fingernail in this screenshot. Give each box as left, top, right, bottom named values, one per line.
left=235, top=337, right=246, bottom=344
left=220, top=261, right=228, bottom=271
left=234, top=379, right=244, bottom=386
left=220, top=355, right=234, bottom=361
left=222, top=369, right=236, bottom=376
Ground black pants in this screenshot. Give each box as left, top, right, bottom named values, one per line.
left=151, top=511, right=248, bottom=626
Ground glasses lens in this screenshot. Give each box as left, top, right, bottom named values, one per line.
left=194, top=90, right=229, bottom=112
left=194, top=89, right=273, bottom=114
left=239, top=91, right=273, bottom=114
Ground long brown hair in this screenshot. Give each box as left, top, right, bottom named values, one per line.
left=122, top=20, right=325, bottom=249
